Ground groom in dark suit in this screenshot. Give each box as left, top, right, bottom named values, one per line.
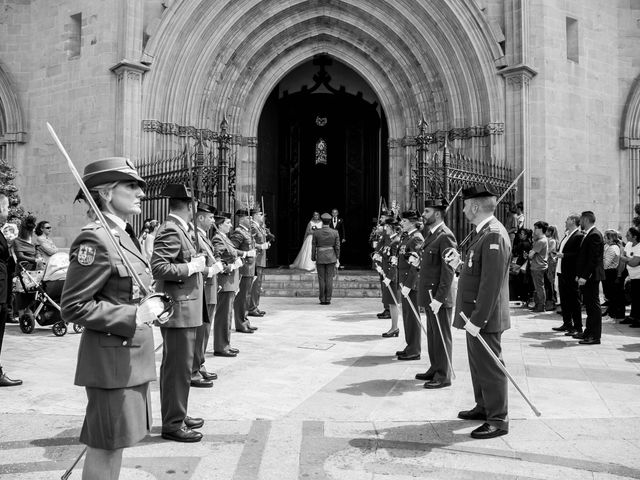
left=312, top=213, right=340, bottom=305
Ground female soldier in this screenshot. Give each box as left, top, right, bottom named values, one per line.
left=375, top=217, right=401, bottom=338
left=61, top=157, right=165, bottom=480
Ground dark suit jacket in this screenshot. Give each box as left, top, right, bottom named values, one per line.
left=329, top=217, right=346, bottom=241
left=151, top=214, right=203, bottom=328
left=229, top=225, right=256, bottom=277
left=211, top=232, right=240, bottom=292
left=576, top=227, right=605, bottom=282
left=311, top=226, right=340, bottom=264
left=61, top=218, right=156, bottom=389
left=557, top=229, right=584, bottom=279
left=0, top=230, right=9, bottom=304
left=453, top=217, right=511, bottom=333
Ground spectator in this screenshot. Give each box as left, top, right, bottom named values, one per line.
left=138, top=218, right=158, bottom=261
left=506, top=204, right=519, bottom=245
left=33, top=220, right=58, bottom=265
left=515, top=202, right=525, bottom=230
left=510, top=227, right=533, bottom=303
left=602, top=229, right=626, bottom=320
left=12, top=215, right=38, bottom=320
left=621, top=227, right=640, bottom=327
left=545, top=224, right=559, bottom=310
left=528, top=221, right=549, bottom=312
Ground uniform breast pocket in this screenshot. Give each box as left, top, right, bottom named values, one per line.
left=99, top=334, right=127, bottom=347
left=460, top=290, right=477, bottom=315
left=115, top=264, right=133, bottom=301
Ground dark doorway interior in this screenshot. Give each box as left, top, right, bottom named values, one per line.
left=257, top=58, right=388, bottom=268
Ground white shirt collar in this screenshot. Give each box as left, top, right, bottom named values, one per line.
left=168, top=213, right=190, bottom=231
left=197, top=226, right=208, bottom=236
left=103, top=212, right=127, bottom=231
left=584, top=225, right=595, bottom=235
left=407, top=228, right=417, bottom=236
left=430, top=221, right=444, bottom=234
left=475, top=215, right=495, bottom=233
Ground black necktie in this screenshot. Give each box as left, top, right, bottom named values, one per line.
left=125, top=223, right=142, bottom=253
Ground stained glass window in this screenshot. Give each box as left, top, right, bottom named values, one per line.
left=315, top=138, right=327, bottom=165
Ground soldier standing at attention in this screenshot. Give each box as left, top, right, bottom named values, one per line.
left=410, top=198, right=457, bottom=389
left=372, top=210, right=393, bottom=320
left=191, top=201, right=224, bottom=386
left=312, top=213, right=340, bottom=305
left=230, top=211, right=257, bottom=333
left=397, top=210, right=424, bottom=361
left=450, top=184, right=511, bottom=439
left=248, top=208, right=270, bottom=318
left=61, top=158, right=164, bottom=478
left=151, top=184, right=207, bottom=442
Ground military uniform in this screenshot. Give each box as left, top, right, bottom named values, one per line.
left=229, top=218, right=256, bottom=332
left=0, top=225, right=22, bottom=386
left=248, top=218, right=269, bottom=315
left=397, top=221, right=424, bottom=358
left=372, top=225, right=391, bottom=317
left=379, top=231, right=400, bottom=306
left=312, top=215, right=340, bottom=304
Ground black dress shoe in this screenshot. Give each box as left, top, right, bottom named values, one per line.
left=381, top=329, right=399, bottom=338
left=397, top=353, right=420, bottom=361
left=214, top=350, right=237, bottom=357
left=395, top=350, right=406, bottom=357
left=184, top=416, right=204, bottom=429
left=424, top=380, right=451, bottom=389
left=377, top=310, right=391, bottom=319
left=0, top=372, right=22, bottom=387
left=470, top=423, right=508, bottom=439
left=630, top=322, right=640, bottom=328
left=190, top=378, right=213, bottom=388
left=563, top=329, right=577, bottom=336
left=620, top=317, right=635, bottom=325
left=319, top=301, right=327, bottom=305
left=579, top=337, right=601, bottom=345
left=162, top=426, right=203, bottom=443
left=229, top=347, right=240, bottom=354
left=200, top=370, right=218, bottom=381
left=257, top=309, right=266, bottom=315
left=326, top=301, right=331, bottom=305
left=572, top=332, right=585, bottom=339
left=247, top=310, right=264, bottom=317
left=415, top=372, right=434, bottom=381
left=552, top=325, right=571, bottom=332
left=457, top=409, right=486, bottom=421
left=248, top=325, right=258, bottom=331
left=236, top=329, right=254, bottom=333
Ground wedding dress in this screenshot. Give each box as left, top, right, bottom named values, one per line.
left=290, top=220, right=323, bottom=271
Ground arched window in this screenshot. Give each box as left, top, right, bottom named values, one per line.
left=315, top=138, right=327, bottom=165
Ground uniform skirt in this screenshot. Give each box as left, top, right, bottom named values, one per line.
left=80, top=383, right=152, bottom=450
left=381, top=281, right=399, bottom=305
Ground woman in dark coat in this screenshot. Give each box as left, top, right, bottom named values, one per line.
left=61, top=158, right=165, bottom=480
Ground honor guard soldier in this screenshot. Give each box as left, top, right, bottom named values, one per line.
left=312, top=213, right=341, bottom=304
left=449, top=184, right=511, bottom=439
left=248, top=208, right=270, bottom=317
left=191, top=201, right=224, bottom=385
left=61, top=158, right=163, bottom=478
left=397, top=210, right=424, bottom=360
left=372, top=210, right=394, bottom=320
left=151, top=184, right=207, bottom=442
left=374, top=217, right=401, bottom=337
left=409, top=198, right=457, bottom=389
left=229, top=210, right=258, bottom=333
left=212, top=212, right=244, bottom=356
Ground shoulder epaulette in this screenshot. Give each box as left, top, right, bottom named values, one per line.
left=414, top=231, right=424, bottom=241
left=489, top=223, right=501, bottom=233
left=81, top=221, right=102, bottom=231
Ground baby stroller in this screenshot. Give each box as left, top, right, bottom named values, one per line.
left=15, top=252, right=82, bottom=336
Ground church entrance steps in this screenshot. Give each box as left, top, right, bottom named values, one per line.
left=262, top=269, right=381, bottom=298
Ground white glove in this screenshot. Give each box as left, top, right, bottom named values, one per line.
left=234, top=257, right=244, bottom=268
left=383, top=277, right=391, bottom=287
left=187, top=255, right=206, bottom=275
left=336, top=260, right=340, bottom=268
left=408, top=252, right=420, bottom=267
left=464, top=321, right=481, bottom=337
left=372, top=241, right=378, bottom=248
left=401, top=285, right=411, bottom=297
left=208, top=260, right=224, bottom=277
left=375, top=265, right=384, bottom=274
left=373, top=253, right=382, bottom=262
left=429, top=298, right=442, bottom=315
left=136, top=296, right=165, bottom=325
left=444, top=248, right=462, bottom=270
left=246, top=249, right=257, bottom=258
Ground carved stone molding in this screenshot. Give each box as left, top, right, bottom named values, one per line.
left=390, top=122, right=505, bottom=148
left=499, top=63, right=538, bottom=89
left=142, top=119, right=249, bottom=145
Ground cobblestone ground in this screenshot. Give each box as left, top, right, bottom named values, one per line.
left=1, top=297, right=640, bottom=479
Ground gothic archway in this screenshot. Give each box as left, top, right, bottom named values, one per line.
left=621, top=73, right=640, bottom=220
left=0, top=62, right=26, bottom=164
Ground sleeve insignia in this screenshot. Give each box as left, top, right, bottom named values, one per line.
left=490, top=244, right=499, bottom=250
left=77, top=243, right=96, bottom=266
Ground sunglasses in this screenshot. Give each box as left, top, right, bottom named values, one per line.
left=44, top=226, right=52, bottom=230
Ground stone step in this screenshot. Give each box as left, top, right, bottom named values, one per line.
left=262, top=288, right=382, bottom=298
left=262, top=268, right=381, bottom=298
left=262, top=281, right=381, bottom=289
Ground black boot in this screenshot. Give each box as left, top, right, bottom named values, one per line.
left=0, top=367, right=22, bottom=387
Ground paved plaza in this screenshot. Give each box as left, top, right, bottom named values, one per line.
left=1, top=297, right=640, bottom=479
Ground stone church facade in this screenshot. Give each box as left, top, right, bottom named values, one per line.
left=0, top=0, right=639, bottom=255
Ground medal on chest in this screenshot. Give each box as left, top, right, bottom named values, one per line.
left=468, top=250, right=474, bottom=268
left=399, top=245, right=406, bottom=255
left=132, top=283, right=141, bottom=301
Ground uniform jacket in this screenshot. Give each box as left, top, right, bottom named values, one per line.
left=453, top=217, right=511, bottom=333
left=211, top=231, right=240, bottom=292
left=0, top=230, right=9, bottom=304
left=381, top=233, right=400, bottom=283
left=329, top=217, right=346, bottom=241
left=197, top=227, right=218, bottom=305
left=252, top=223, right=268, bottom=268
left=576, top=227, right=605, bottom=282
left=150, top=214, right=203, bottom=328
left=61, top=218, right=156, bottom=389
left=229, top=225, right=256, bottom=277
left=557, top=229, right=584, bottom=279
left=408, top=223, right=457, bottom=307
left=397, top=229, right=424, bottom=289
left=311, top=226, right=340, bottom=264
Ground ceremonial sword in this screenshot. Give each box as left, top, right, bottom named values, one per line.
left=428, top=290, right=456, bottom=379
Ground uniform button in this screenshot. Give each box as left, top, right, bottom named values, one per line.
left=122, top=340, right=128, bottom=346
left=106, top=333, right=111, bottom=336
left=145, top=268, right=150, bottom=274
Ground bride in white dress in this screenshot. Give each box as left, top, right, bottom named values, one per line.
left=290, top=212, right=323, bottom=271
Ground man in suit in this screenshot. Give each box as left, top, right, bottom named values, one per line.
left=450, top=184, right=511, bottom=439
left=248, top=208, right=270, bottom=317
left=211, top=212, right=242, bottom=357
left=409, top=199, right=457, bottom=388
left=151, top=184, right=207, bottom=442
left=191, top=201, right=224, bottom=385
left=312, top=213, right=340, bottom=305
left=552, top=214, right=585, bottom=335
left=397, top=210, right=425, bottom=360
left=0, top=193, right=21, bottom=387
left=330, top=208, right=346, bottom=267
left=229, top=211, right=257, bottom=333
left=574, top=211, right=605, bottom=345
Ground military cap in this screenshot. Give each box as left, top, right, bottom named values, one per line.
left=197, top=201, right=217, bottom=214
left=160, top=183, right=193, bottom=200
left=424, top=198, right=449, bottom=209
left=76, top=157, right=145, bottom=201
left=380, top=209, right=393, bottom=217
left=320, top=213, right=332, bottom=221
left=235, top=208, right=249, bottom=217
left=214, top=211, right=231, bottom=220
left=462, top=184, right=498, bottom=200
left=401, top=210, right=420, bottom=220
left=250, top=208, right=262, bottom=216
left=384, top=217, right=399, bottom=226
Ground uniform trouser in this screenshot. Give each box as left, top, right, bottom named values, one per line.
left=316, top=263, right=336, bottom=302
left=0, top=303, right=6, bottom=358
left=581, top=279, right=602, bottom=340
left=192, top=302, right=216, bottom=377
left=234, top=276, right=254, bottom=330
left=214, top=291, right=235, bottom=353
left=401, top=290, right=421, bottom=356
left=160, top=326, right=196, bottom=433
left=467, top=331, right=509, bottom=430
left=425, top=306, right=452, bottom=382
left=558, top=273, right=582, bottom=331
left=248, top=266, right=264, bottom=312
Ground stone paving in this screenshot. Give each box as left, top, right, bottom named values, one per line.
left=1, top=297, right=640, bottom=479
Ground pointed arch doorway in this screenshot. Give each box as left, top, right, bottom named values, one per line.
left=257, top=55, right=388, bottom=268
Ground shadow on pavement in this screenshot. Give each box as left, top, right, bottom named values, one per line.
left=336, top=379, right=419, bottom=397
left=329, top=334, right=383, bottom=342
left=330, top=313, right=378, bottom=322
left=332, top=355, right=398, bottom=367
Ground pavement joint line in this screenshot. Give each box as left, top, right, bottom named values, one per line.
left=231, top=419, right=272, bottom=480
